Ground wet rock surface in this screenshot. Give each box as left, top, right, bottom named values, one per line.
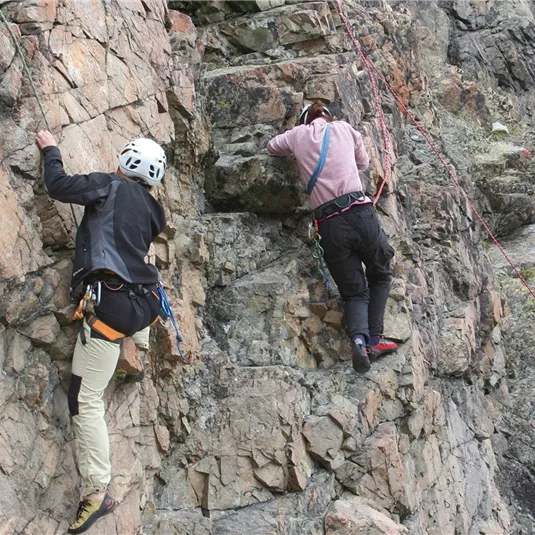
left=1, top=0, right=535, bottom=534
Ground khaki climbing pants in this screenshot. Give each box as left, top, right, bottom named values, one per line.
left=69, top=320, right=150, bottom=495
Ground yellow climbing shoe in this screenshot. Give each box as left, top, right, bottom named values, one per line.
left=67, top=493, right=117, bottom=534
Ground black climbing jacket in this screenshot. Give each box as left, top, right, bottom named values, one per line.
left=42, top=146, right=166, bottom=296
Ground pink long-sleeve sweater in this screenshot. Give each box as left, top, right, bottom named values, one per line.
left=267, top=117, right=372, bottom=209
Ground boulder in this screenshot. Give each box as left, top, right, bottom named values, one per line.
left=325, top=497, right=408, bottom=535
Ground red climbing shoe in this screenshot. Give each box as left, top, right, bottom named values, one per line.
left=368, top=338, right=398, bottom=360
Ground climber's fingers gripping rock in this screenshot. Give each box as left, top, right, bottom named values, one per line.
left=36, top=130, right=57, bottom=150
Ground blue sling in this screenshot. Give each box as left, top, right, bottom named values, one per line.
left=157, top=283, right=185, bottom=361
left=306, top=123, right=332, bottom=195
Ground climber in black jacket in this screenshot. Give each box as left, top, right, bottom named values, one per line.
left=41, top=137, right=165, bottom=294
left=36, top=130, right=166, bottom=534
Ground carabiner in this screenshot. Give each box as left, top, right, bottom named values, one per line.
left=93, top=281, right=101, bottom=307
left=308, top=222, right=316, bottom=240
left=312, top=242, right=325, bottom=260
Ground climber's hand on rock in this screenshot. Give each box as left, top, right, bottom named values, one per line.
left=36, top=130, right=57, bottom=150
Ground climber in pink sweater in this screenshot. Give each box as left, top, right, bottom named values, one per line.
left=267, top=101, right=397, bottom=373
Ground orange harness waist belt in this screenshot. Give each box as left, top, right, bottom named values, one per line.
left=85, top=313, right=159, bottom=342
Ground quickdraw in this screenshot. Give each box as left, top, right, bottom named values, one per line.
left=72, top=282, right=101, bottom=321
left=309, top=220, right=332, bottom=295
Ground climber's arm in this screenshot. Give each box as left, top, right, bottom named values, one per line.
left=36, top=130, right=114, bottom=205
left=267, top=128, right=297, bottom=157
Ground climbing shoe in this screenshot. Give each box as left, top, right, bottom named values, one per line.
left=368, top=338, right=398, bottom=361
left=68, top=494, right=117, bottom=534
left=351, top=341, right=371, bottom=373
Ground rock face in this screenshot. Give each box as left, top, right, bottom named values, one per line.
left=1, top=0, right=535, bottom=534
left=488, top=225, right=535, bottom=533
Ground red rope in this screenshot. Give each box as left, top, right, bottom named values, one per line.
left=334, top=0, right=390, bottom=205
left=335, top=0, right=535, bottom=301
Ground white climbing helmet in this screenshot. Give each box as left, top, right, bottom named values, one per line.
left=299, top=103, right=332, bottom=125
left=119, top=138, right=166, bottom=186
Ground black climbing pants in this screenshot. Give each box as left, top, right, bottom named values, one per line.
left=318, top=203, right=394, bottom=342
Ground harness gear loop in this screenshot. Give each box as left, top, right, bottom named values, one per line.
left=103, top=281, right=124, bottom=291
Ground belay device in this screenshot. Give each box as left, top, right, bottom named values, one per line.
left=157, top=283, right=185, bottom=361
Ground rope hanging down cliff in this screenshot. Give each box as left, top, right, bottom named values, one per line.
left=334, top=2, right=392, bottom=206
left=334, top=0, right=535, bottom=302
left=0, top=8, right=79, bottom=227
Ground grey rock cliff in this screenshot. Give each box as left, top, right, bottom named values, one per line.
left=1, top=0, right=535, bottom=534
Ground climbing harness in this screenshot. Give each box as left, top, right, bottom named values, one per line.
left=157, top=283, right=186, bottom=361
left=71, top=282, right=121, bottom=345
left=71, top=278, right=186, bottom=354
left=0, top=7, right=79, bottom=226
left=334, top=0, right=535, bottom=302
left=313, top=191, right=368, bottom=224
